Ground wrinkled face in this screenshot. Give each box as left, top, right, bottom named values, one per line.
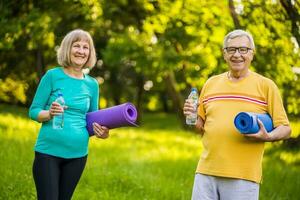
left=70, top=40, right=90, bottom=68
left=223, top=36, right=254, bottom=72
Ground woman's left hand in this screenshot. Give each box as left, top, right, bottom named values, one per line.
left=93, top=123, right=109, bottom=139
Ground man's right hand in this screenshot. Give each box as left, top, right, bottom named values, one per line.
left=183, top=99, right=204, bottom=135
left=183, top=99, right=196, bottom=117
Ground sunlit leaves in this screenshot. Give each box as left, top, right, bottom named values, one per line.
left=0, top=0, right=299, bottom=116
left=0, top=78, right=28, bottom=104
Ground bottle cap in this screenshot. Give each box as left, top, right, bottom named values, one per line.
left=58, top=91, right=63, bottom=96
left=191, top=87, right=197, bottom=92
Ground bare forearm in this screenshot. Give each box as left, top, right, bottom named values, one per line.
left=267, top=125, right=291, bottom=142
left=195, top=117, right=205, bottom=135
left=37, top=110, right=52, bottom=122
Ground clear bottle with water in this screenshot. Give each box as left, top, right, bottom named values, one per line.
left=52, top=92, right=65, bottom=129
left=186, top=88, right=198, bottom=125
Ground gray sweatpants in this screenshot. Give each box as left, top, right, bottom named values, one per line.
left=191, top=173, right=259, bottom=200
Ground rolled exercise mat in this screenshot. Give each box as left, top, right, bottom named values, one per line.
left=234, top=112, right=273, bottom=134
left=86, top=102, right=138, bottom=135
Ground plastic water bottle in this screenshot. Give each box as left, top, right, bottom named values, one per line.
left=52, top=92, right=65, bottom=129
left=186, top=88, right=198, bottom=125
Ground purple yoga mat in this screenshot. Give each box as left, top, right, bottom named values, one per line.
left=86, top=102, right=138, bottom=135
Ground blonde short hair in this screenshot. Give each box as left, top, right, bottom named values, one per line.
left=223, top=29, right=255, bottom=50
left=57, top=29, right=97, bottom=69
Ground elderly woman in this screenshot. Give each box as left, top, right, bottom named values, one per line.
left=29, top=29, right=108, bottom=200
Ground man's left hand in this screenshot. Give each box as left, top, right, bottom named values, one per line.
left=244, top=119, right=271, bottom=142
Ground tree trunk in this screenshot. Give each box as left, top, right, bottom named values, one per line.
left=228, top=0, right=242, bottom=29
left=135, top=75, right=144, bottom=124
left=164, top=70, right=187, bottom=128
left=280, top=0, right=300, bottom=46
left=160, top=91, right=169, bottom=113
left=36, top=44, right=45, bottom=80
left=280, top=0, right=300, bottom=148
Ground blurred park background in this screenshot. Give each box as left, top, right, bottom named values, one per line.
left=0, top=0, right=300, bottom=199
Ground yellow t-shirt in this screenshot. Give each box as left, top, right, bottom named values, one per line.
left=197, top=71, right=289, bottom=183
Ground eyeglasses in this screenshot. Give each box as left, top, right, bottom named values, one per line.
left=224, top=47, right=252, bottom=54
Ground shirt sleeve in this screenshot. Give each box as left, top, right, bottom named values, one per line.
left=28, top=71, right=52, bottom=121
left=198, top=82, right=208, bottom=121
left=266, top=79, right=289, bottom=127
left=89, top=79, right=99, bottom=112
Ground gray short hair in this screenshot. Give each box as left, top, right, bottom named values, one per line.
left=223, top=29, right=255, bottom=50
left=57, top=29, right=97, bottom=69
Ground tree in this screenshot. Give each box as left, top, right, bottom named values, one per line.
left=0, top=0, right=299, bottom=131
left=102, top=0, right=232, bottom=128
left=0, top=0, right=104, bottom=105
left=280, top=0, right=300, bottom=45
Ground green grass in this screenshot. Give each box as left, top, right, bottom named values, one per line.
left=0, top=104, right=299, bottom=200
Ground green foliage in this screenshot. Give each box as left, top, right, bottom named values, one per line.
left=0, top=104, right=300, bottom=199
left=99, top=0, right=300, bottom=115
left=0, top=0, right=104, bottom=105
left=238, top=0, right=300, bottom=116
left=0, top=78, right=28, bottom=104
left=0, top=0, right=299, bottom=115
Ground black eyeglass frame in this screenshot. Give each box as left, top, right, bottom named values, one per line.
left=223, top=47, right=253, bottom=54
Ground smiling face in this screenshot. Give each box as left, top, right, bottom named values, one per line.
left=70, top=40, right=90, bottom=68
left=223, top=36, right=254, bottom=73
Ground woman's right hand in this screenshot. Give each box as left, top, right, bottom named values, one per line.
left=49, top=102, right=65, bottom=119
left=183, top=99, right=195, bottom=117
left=36, top=103, right=67, bottom=122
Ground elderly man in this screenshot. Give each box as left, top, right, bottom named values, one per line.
left=183, top=29, right=291, bottom=200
